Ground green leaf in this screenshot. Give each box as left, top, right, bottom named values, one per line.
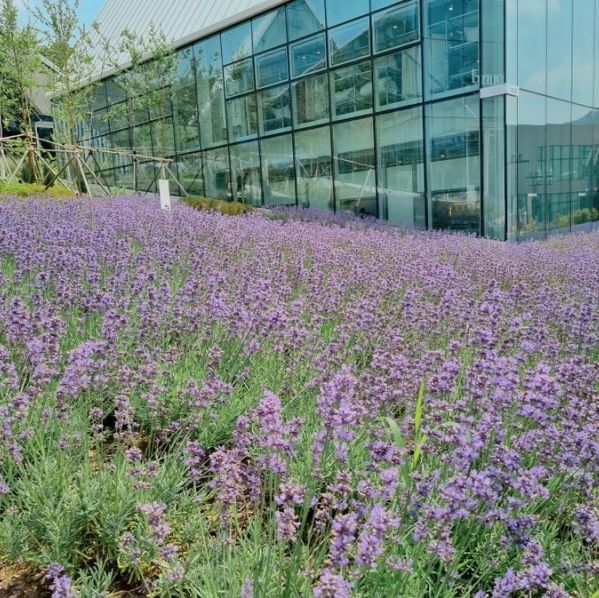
left=386, top=416, right=405, bottom=450
left=414, top=379, right=425, bottom=440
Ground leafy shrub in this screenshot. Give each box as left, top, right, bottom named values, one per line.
left=182, top=195, right=254, bottom=215
left=0, top=181, right=75, bottom=199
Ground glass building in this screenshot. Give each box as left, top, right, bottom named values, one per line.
left=85, top=0, right=599, bottom=240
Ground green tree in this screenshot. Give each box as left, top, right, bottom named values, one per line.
left=0, top=0, right=43, bottom=181
left=33, top=0, right=97, bottom=148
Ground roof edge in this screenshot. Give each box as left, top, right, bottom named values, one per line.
left=90, top=0, right=288, bottom=85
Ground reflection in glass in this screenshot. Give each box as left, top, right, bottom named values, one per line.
left=261, top=135, right=296, bottom=205
left=506, top=95, right=518, bottom=241
left=224, top=59, right=255, bottom=97
left=376, top=107, right=425, bottom=227
left=426, top=94, right=480, bottom=233
left=571, top=106, right=597, bottom=230
left=153, top=117, right=176, bottom=156
left=136, top=162, right=158, bottom=193
left=290, top=34, right=327, bottom=77
left=255, top=48, right=289, bottom=88
left=482, top=96, right=506, bottom=239
left=374, top=46, right=421, bottom=110
left=326, top=0, right=369, bottom=27
left=329, top=18, right=370, bottom=66
left=133, top=123, right=153, bottom=155
left=292, top=73, right=329, bottom=127
left=294, top=126, right=333, bottom=210
left=92, top=109, right=110, bottom=137
left=227, top=95, right=258, bottom=142
left=481, top=0, right=504, bottom=86
left=204, top=147, right=231, bottom=199
left=112, top=130, right=132, bottom=166
left=517, top=0, right=546, bottom=93
left=230, top=141, right=262, bottom=205
left=547, top=0, right=572, bottom=101
left=109, top=101, right=129, bottom=132
left=572, top=0, right=594, bottom=106
left=114, top=165, right=134, bottom=189
left=175, top=153, right=204, bottom=195
left=517, top=92, right=546, bottom=239
left=253, top=7, right=287, bottom=53
left=92, top=82, right=107, bottom=110
left=287, top=0, right=325, bottom=41
left=333, top=117, right=376, bottom=216
left=258, top=84, right=292, bottom=134
left=373, top=1, right=419, bottom=54
left=331, top=60, right=373, bottom=119
left=172, top=84, right=200, bottom=151
left=546, top=99, right=572, bottom=234
left=195, top=35, right=227, bottom=148
left=424, top=0, right=479, bottom=98
left=221, top=22, right=252, bottom=64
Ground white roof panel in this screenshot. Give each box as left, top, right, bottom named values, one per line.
left=91, top=0, right=287, bottom=76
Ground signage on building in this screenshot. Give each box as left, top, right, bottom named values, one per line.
left=480, top=84, right=520, bottom=99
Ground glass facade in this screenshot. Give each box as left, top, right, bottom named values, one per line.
left=83, top=0, right=599, bottom=240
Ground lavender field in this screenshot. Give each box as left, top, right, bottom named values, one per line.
left=0, top=197, right=597, bottom=598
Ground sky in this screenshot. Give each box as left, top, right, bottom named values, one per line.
left=18, top=0, right=104, bottom=28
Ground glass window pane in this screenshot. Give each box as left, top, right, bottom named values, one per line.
left=547, top=0, right=572, bottom=101
left=133, top=123, right=153, bottom=155
left=230, top=141, right=262, bottom=205
left=331, top=60, right=373, bottom=120
left=373, top=1, right=420, bottom=54
left=92, top=82, right=108, bottom=110
left=111, top=130, right=132, bottom=166
left=174, top=47, right=195, bottom=88
left=424, top=0, right=480, bottom=99
left=546, top=99, right=573, bottom=234
left=261, top=134, right=296, bottom=206
left=426, top=94, right=481, bottom=233
left=153, top=118, right=175, bottom=156
left=253, top=7, right=287, bottom=53
left=572, top=0, right=594, bottom=106
left=258, top=84, right=292, bottom=135
left=292, top=73, right=329, bottom=127
left=376, top=107, right=425, bottom=227
left=481, top=0, right=504, bottom=87
left=329, top=18, right=370, bottom=66
left=108, top=101, right=129, bottom=132
left=287, top=0, right=326, bottom=41
left=255, top=48, right=289, bottom=88
left=326, top=0, right=369, bottom=27
left=222, top=22, right=252, bottom=64
left=482, top=96, right=506, bottom=239
left=114, top=165, right=134, bottom=189
left=204, top=147, right=231, bottom=200
left=224, top=58, right=255, bottom=97
left=227, top=95, right=258, bottom=142
left=294, top=126, right=333, bottom=210
left=290, top=33, right=327, bottom=77
left=175, top=153, right=204, bottom=195
left=517, top=0, right=546, bottom=93
left=106, top=77, right=126, bottom=104
left=374, top=46, right=422, bottom=110
left=137, top=161, right=158, bottom=193
left=195, top=35, right=227, bottom=148
left=333, top=117, right=376, bottom=216
left=173, top=84, right=200, bottom=151
left=92, top=109, right=110, bottom=137
left=571, top=105, right=596, bottom=230
left=516, top=91, right=546, bottom=240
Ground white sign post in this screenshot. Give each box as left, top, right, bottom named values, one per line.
left=159, top=179, right=172, bottom=211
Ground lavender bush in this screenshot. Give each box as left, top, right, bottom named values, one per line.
left=0, top=197, right=597, bottom=597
